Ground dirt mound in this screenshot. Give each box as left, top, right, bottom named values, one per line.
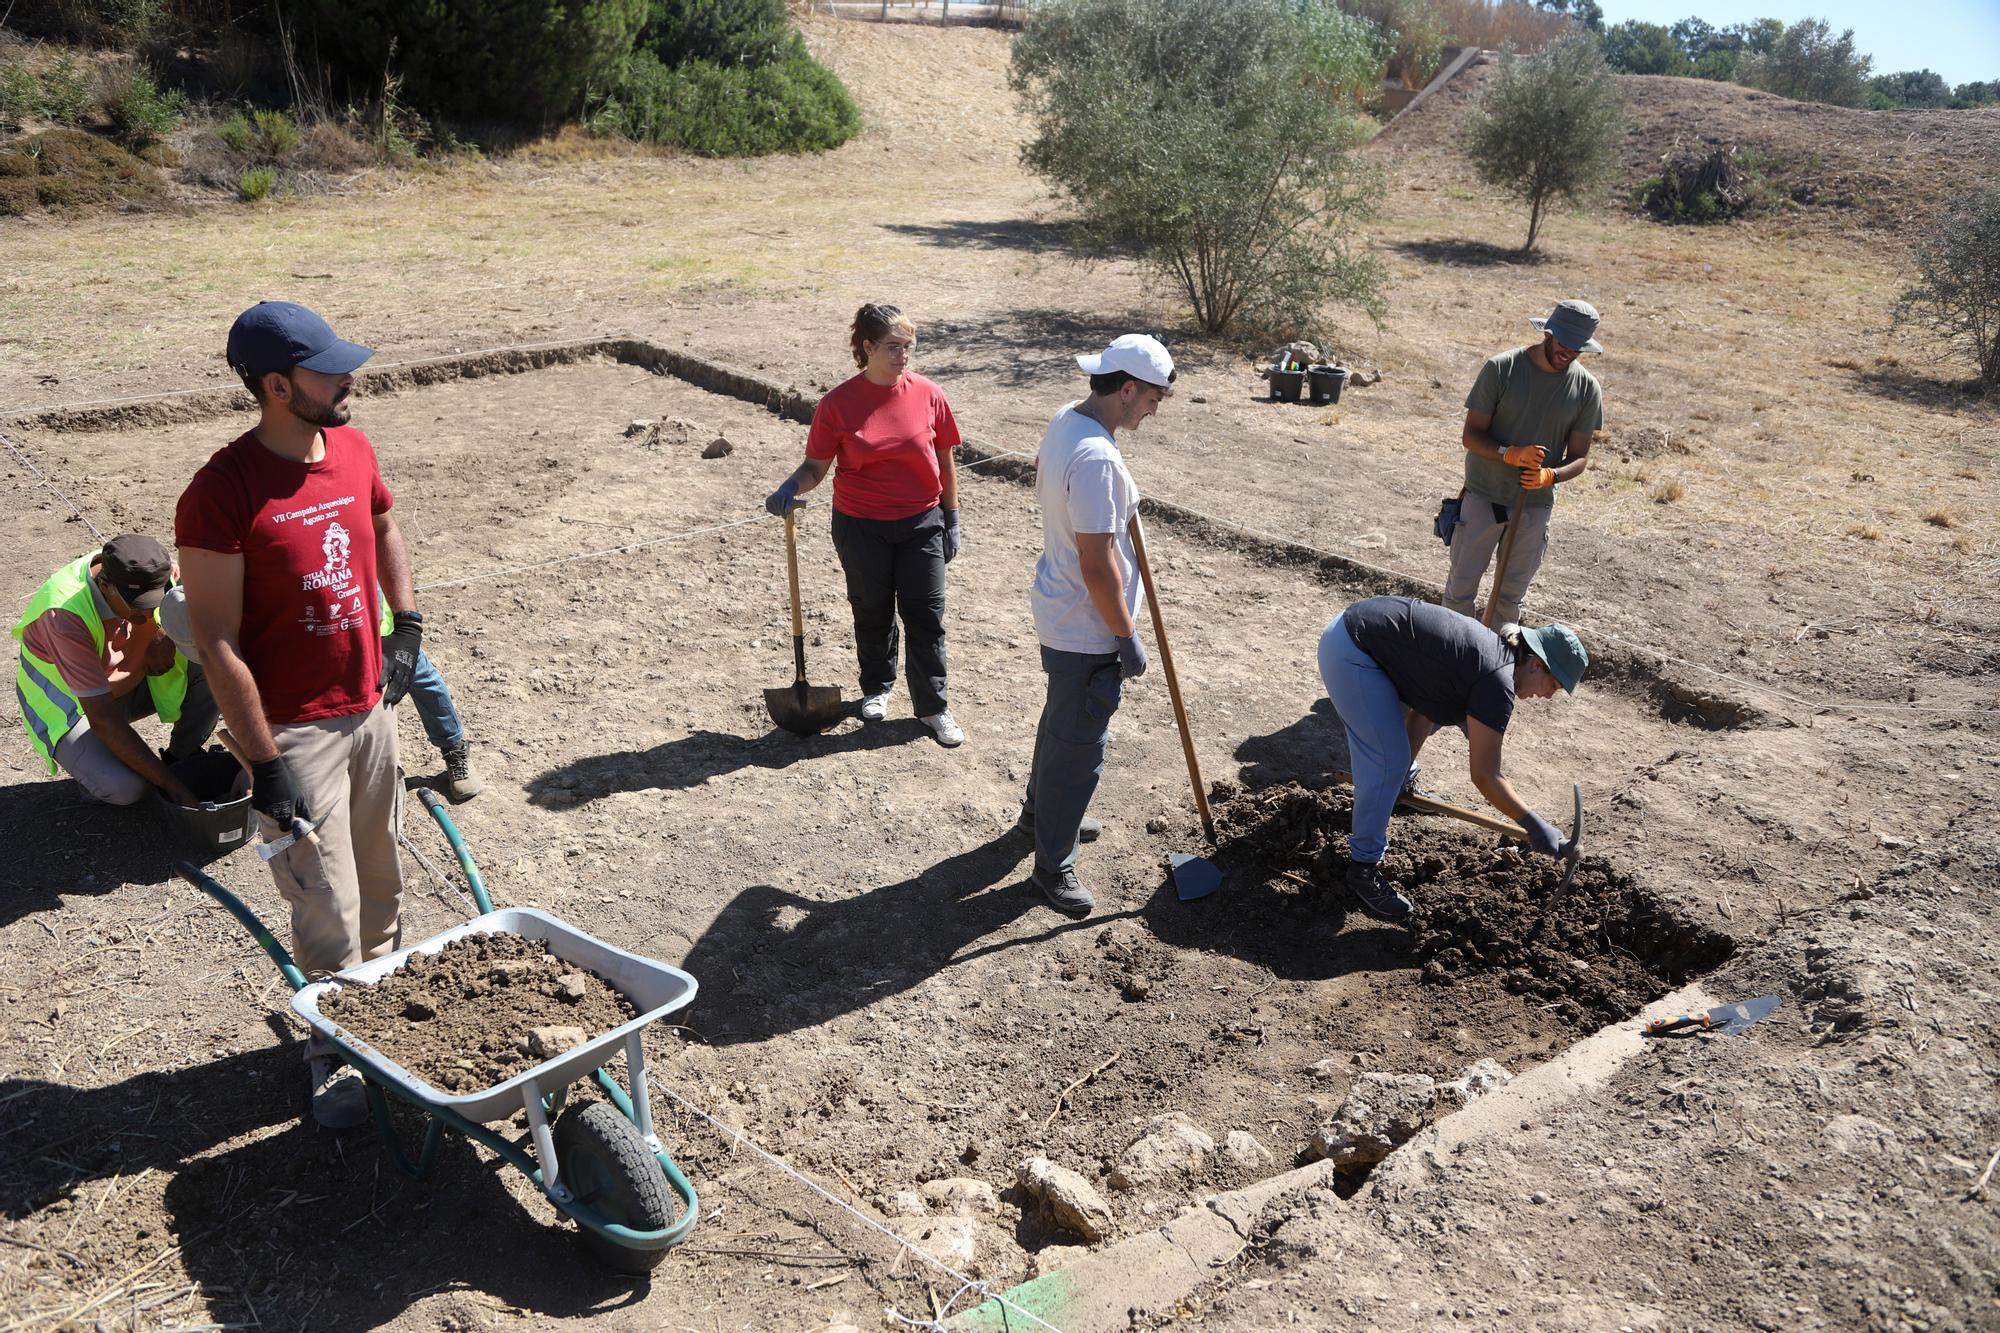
left=1371, top=62, right=2000, bottom=232
left=1214, top=781, right=1733, bottom=1026
left=0, top=128, right=163, bottom=216
left=320, top=932, right=634, bottom=1095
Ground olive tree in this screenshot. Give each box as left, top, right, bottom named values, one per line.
left=1463, top=31, right=1627, bottom=253
left=1894, top=186, right=2000, bottom=391
left=1737, top=17, right=1871, bottom=107
left=1009, top=0, right=1386, bottom=339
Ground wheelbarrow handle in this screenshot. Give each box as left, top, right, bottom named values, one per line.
left=176, top=860, right=309, bottom=992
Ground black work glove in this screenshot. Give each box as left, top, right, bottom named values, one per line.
left=942, top=508, right=961, bottom=564
left=1521, top=811, right=1564, bottom=857
left=1114, top=633, right=1148, bottom=680
left=249, top=757, right=310, bottom=828
left=379, top=613, right=424, bottom=708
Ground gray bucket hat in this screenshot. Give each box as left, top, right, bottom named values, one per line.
left=1532, top=299, right=1604, bottom=354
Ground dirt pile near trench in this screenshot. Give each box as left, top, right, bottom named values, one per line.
left=320, top=932, right=634, bottom=1095
left=1214, top=781, right=1734, bottom=1026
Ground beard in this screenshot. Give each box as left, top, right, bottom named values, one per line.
left=287, top=387, right=352, bottom=428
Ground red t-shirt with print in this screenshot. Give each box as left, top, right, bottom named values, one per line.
left=806, top=371, right=962, bottom=521
left=174, top=426, right=394, bottom=725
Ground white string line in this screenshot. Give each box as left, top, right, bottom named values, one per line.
left=1, top=428, right=104, bottom=541
left=394, top=824, right=477, bottom=918
left=410, top=451, right=1032, bottom=596
left=654, top=1082, right=1066, bottom=1333
left=1112, top=478, right=1995, bottom=720
left=0, top=335, right=625, bottom=420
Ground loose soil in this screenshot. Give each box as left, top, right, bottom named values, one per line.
left=319, top=932, right=634, bottom=1096
left=1214, top=780, right=1735, bottom=1028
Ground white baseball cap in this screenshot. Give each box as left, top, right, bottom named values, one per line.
left=158, top=585, right=201, bottom=664
left=1077, top=333, right=1175, bottom=390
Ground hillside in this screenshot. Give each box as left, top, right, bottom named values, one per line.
left=1374, top=60, right=2000, bottom=233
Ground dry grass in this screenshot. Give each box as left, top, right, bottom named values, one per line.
left=1848, top=523, right=1884, bottom=541
left=1924, top=507, right=1960, bottom=529
left=1650, top=478, right=1685, bottom=504
left=1430, top=0, right=1571, bottom=53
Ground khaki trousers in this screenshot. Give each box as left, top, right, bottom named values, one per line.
left=260, top=705, right=404, bottom=978
left=1442, top=496, right=1552, bottom=628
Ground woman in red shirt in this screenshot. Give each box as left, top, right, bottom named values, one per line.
left=766, top=304, right=965, bottom=746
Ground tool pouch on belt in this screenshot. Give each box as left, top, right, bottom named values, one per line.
left=1434, top=490, right=1463, bottom=546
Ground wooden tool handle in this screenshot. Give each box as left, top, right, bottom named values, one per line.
left=1128, top=514, right=1216, bottom=843
left=1483, top=510, right=1524, bottom=629
left=783, top=509, right=807, bottom=678
left=1335, top=771, right=1528, bottom=842
left=220, top=727, right=320, bottom=847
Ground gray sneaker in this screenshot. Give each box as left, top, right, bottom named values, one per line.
left=1017, top=805, right=1102, bottom=843
left=1031, top=864, right=1095, bottom=918
left=441, top=742, right=483, bottom=802
left=1344, top=861, right=1413, bottom=925
left=309, top=1054, right=370, bottom=1131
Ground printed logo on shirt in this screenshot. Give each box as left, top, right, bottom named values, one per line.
left=301, top=521, right=352, bottom=592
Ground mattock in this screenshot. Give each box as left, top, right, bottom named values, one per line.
left=1540, top=783, right=1586, bottom=922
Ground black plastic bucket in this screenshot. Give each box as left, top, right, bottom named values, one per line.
left=156, top=746, right=254, bottom=850
left=1308, top=365, right=1349, bottom=404
left=1269, top=370, right=1306, bottom=402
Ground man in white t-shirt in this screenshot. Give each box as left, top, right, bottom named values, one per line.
left=1022, top=334, right=1175, bottom=917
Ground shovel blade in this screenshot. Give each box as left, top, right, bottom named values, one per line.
left=764, top=682, right=845, bottom=735
left=1170, top=852, right=1224, bottom=901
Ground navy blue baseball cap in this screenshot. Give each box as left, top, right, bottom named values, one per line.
left=226, top=301, right=373, bottom=378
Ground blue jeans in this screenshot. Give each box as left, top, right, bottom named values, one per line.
left=1025, top=646, right=1124, bottom=874
left=407, top=649, right=465, bottom=753
left=1318, top=614, right=1408, bottom=866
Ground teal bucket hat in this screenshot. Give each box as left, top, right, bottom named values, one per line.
left=1520, top=623, right=1588, bottom=693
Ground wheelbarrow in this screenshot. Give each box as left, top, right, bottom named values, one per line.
left=175, top=787, right=700, bottom=1274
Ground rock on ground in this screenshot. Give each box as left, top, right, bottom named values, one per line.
left=1224, top=1129, right=1275, bottom=1168
left=1438, top=1058, right=1511, bottom=1107
left=921, top=1176, right=999, bottom=1216
left=1108, top=1112, right=1216, bottom=1191
left=1017, top=1156, right=1114, bottom=1242
left=1308, top=1072, right=1439, bottom=1166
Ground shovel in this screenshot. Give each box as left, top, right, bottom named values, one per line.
left=764, top=509, right=844, bottom=735
left=1127, top=514, right=1223, bottom=901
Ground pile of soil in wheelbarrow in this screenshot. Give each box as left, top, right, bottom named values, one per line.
left=1212, top=781, right=1734, bottom=1027
left=320, top=932, right=636, bottom=1094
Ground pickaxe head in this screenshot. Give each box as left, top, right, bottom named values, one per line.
left=1559, top=782, right=1584, bottom=888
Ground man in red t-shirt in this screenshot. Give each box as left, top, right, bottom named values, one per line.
left=175, top=301, right=426, bottom=1130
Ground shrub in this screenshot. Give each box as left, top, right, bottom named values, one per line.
left=639, top=0, right=795, bottom=68
left=1600, top=19, right=1686, bottom=75
left=1737, top=18, right=1871, bottom=107
left=238, top=164, right=276, bottom=200
left=35, top=55, right=96, bottom=126
left=1012, top=0, right=1386, bottom=339
left=592, top=46, right=860, bottom=155
left=0, top=61, right=37, bottom=130
left=1636, top=144, right=1750, bottom=223
left=214, top=108, right=301, bottom=159
left=103, top=64, right=184, bottom=147
left=1464, top=31, right=1626, bottom=251
left=1893, top=186, right=2000, bottom=391
left=1867, top=69, right=1951, bottom=110
left=296, top=0, right=649, bottom=124
left=0, top=127, right=162, bottom=213
left=1335, top=0, right=1444, bottom=88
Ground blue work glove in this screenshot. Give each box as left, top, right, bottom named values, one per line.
left=1521, top=811, right=1563, bottom=857
left=1114, top=633, right=1148, bottom=680
left=379, top=613, right=423, bottom=708
left=942, top=508, right=961, bottom=563
left=765, top=477, right=801, bottom=517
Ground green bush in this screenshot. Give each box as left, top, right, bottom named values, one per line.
left=1600, top=20, right=1686, bottom=76
left=1464, top=31, right=1627, bottom=252
left=215, top=110, right=255, bottom=153
left=0, top=62, right=37, bottom=130
left=1736, top=18, right=1871, bottom=107
left=0, top=127, right=162, bottom=213
left=1012, top=0, right=1386, bottom=339
left=1894, top=186, right=2000, bottom=390
left=104, top=65, right=184, bottom=147
left=592, top=47, right=860, bottom=155
left=214, top=108, right=301, bottom=159
left=638, top=0, right=795, bottom=68
left=296, top=0, right=649, bottom=124
left=238, top=165, right=276, bottom=200
left=35, top=56, right=96, bottom=126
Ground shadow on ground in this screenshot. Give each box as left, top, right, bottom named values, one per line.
left=922, top=307, right=1157, bottom=387
left=525, top=721, right=928, bottom=810
left=677, top=826, right=1123, bottom=1044
left=0, top=776, right=240, bottom=930
left=1841, top=364, right=1989, bottom=408
left=3, top=1020, right=649, bottom=1330
left=1389, top=238, right=1550, bottom=268
left=1231, top=697, right=1349, bottom=790
left=881, top=218, right=1075, bottom=253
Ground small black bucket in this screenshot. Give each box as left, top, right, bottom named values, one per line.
left=156, top=746, right=254, bottom=851
left=1269, top=369, right=1306, bottom=402
left=1308, top=365, right=1349, bottom=404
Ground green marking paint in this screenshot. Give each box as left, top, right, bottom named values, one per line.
left=951, top=1269, right=1077, bottom=1330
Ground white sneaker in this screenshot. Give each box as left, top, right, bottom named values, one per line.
left=921, top=710, right=965, bottom=747
left=309, top=1054, right=370, bottom=1130
left=860, top=692, right=891, bottom=722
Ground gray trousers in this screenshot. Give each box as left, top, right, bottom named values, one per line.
left=1025, top=646, right=1124, bottom=874
left=261, top=705, right=405, bottom=978
left=52, top=664, right=219, bottom=806
left=1442, top=496, right=1552, bottom=628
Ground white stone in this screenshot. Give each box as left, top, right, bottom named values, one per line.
left=1017, top=1156, right=1114, bottom=1242
left=1308, top=1073, right=1439, bottom=1166
left=1438, top=1059, right=1512, bottom=1108
left=921, top=1176, right=1000, bottom=1216
left=1224, top=1129, right=1275, bottom=1167
left=1107, top=1112, right=1216, bottom=1191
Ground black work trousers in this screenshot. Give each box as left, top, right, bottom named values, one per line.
left=829, top=505, right=949, bottom=717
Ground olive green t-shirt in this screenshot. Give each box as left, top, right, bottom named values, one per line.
left=1462, top=347, right=1603, bottom=510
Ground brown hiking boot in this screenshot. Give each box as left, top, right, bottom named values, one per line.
left=441, top=742, right=483, bottom=803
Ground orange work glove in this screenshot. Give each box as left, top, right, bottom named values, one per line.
left=1502, top=445, right=1546, bottom=468
left=1519, top=466, right=1555, bottom=490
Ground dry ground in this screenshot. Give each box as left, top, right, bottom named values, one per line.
left=2, top=18, right=1997, bottom=1333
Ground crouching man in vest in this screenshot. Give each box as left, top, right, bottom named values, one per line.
left=12, top=534, right=218, bottom=808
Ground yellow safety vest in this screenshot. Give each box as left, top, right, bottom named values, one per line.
left=11, top=554, right=189, bottom=774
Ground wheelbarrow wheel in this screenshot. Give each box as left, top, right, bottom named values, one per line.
left=553, top=1100, right=675, bottom=1273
